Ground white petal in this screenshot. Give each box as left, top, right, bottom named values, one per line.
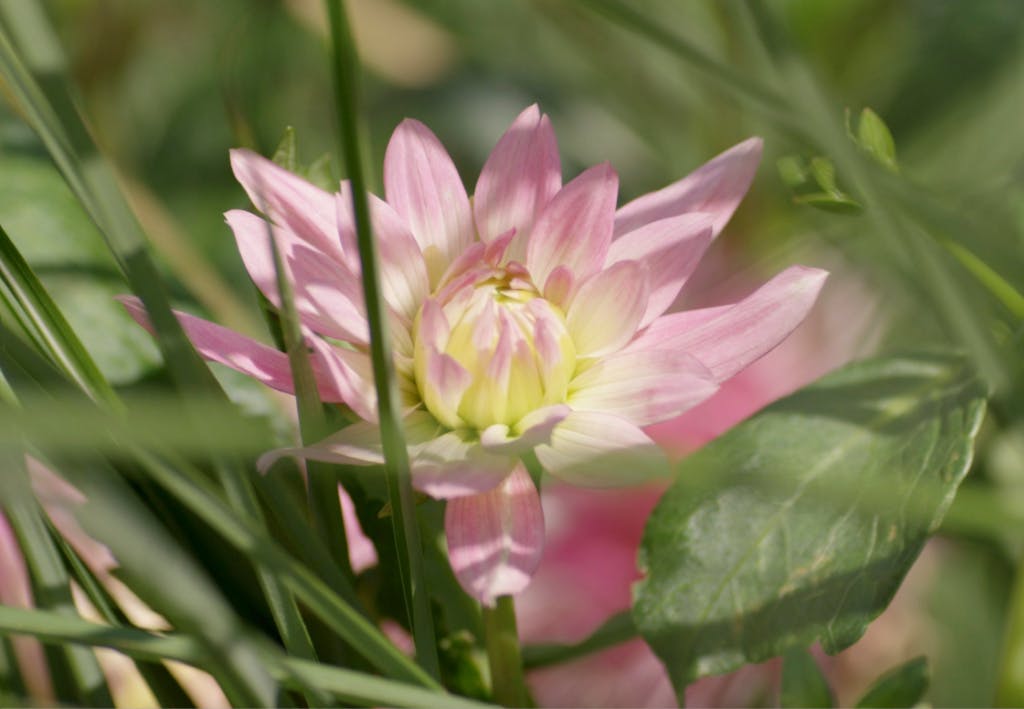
left=535, top=411, right=669, bottom=487
left=569, top=350, right=718, bottom=426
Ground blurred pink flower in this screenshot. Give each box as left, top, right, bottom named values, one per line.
left=123, top=105, right=826, bottom=604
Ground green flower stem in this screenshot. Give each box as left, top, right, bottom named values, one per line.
left=522, top=611, right=636, bottom=669
left=323, top=0, right=440, bottom=680
left=483, top=595, right=530, bottom=707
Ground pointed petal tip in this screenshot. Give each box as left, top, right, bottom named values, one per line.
left=791, top=265, right=830, bottom=292
left=256, top=450, right=282, bottom=475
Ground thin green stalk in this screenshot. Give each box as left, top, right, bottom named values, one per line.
left=0, top=460, right=112, bottom=706
left=132, top=449, right=440, bottom=689
left=48, top=519, right=196, bottom=708
left=482, top=596, right=530, bottom=707
left=323, top=0, right=440, bottom=679
left=0, top=332, right=278, bottom=707
left=0, top=225, right=117, bottom=407
left=0, top=633, right=27, bottom=703
left=0, top=606, right=492, bottom=709
left=266, top=203, right=356, bottom=584
left=522, top=611, right=636, bottom=669
left=215, top=459, right=329, bottom=706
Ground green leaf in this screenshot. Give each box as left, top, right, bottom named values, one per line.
left=856, top=656, right=929, bottom=708
left=777, top=156, right=810, bottom=189
left=856, top=108, right=898, bottom=173
left=272, top=126, right=298, bottom=172
left=781, top=648, right=833, bottom=708
left=633, top=352, right=986, bottom=701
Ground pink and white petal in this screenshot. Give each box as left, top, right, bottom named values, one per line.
left=534, top=411, right=669, bottom=487
left=410, top=432, right=517, bottom=499
left=542, top=265, right=574, bottom=310
left=227, top=210, right=369, bottom=343
left=258, top=420, right=384, bottom=473
left=566, top=260, right=648, bottom=358
left=526, top=163, right=618, bottom=288
left=301, top=279, right=370, bottom=344
left=479, top=404, right=572, bottom=456
left=484, top=228, right=517, bottom=266
left=418, top=298, right=451, bottom=352
left=625, top=304, right=733, bottom=353
left=257, top=411, right=440, bottom=473
left=606, top=212, right=715, bottom=327
left=384, top=119, right=473, bottom=281
left=336, top=188, right=430, bottom=321
left=474, top=104, right=561, bottom=245
left=445, top=464, right=544, bottom=606
left=230, top=149, right=344, bottom=260
left=569, top=350, right=718, bottom=427
left=420, top=348, right=472, bottom=430
left=438, top=242, right=486, bottom=288
left=119, top=295, right=349, bottom=400
left=626, top=266, right=828, bottom=383
left=308, top=337, right=378, bottom=422
left=613, top=137, right=763, bottom=238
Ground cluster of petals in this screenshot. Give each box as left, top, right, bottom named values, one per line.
left=122, top=105, right=826, bottom=604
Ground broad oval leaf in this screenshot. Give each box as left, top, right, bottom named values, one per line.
left=633, top=352, right=986, bottom=700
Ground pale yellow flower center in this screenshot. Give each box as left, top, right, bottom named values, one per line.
left=413, top=266, right=576, bottom=430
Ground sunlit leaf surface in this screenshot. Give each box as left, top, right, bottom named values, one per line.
left=634, top=353, right=986, bottom=699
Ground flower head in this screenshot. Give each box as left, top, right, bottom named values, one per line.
left=122, top=105, right=827, bottom=604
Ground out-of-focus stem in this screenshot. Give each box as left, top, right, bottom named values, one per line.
left=483, top=595, right=530, bottom=707
left=322, top=0, right=440, bottom=680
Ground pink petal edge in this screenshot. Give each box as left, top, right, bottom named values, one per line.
left=614, top=137, right=763, bottom=239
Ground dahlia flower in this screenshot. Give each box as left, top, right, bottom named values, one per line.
left=122, top=105, right=826, bottom=604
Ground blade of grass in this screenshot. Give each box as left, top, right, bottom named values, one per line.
left=255, top=466, right=362, bottom=606
left=0, top=605, right=491, bottom=709
left=0, top=4, right=223, bottom=396
left=0, top=328, right=278, bottom=707
left=323, top=0, right=440, bottom=680
left=261, top=146, right=357, bottom=588
left=0, top=393, right=273, bottom=457
left=47, top=517, right=196, bottom=709
left=0, top=458, right=113, bottom=706
left=215, top=458, right=331, bottom=707
left=133, top=449, right=440, bottom=689
left=0, top=31, right=323, bottom=680
left=0, top=224, right=118, bottom=407
left=0, top=633, right=27, bottom=704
